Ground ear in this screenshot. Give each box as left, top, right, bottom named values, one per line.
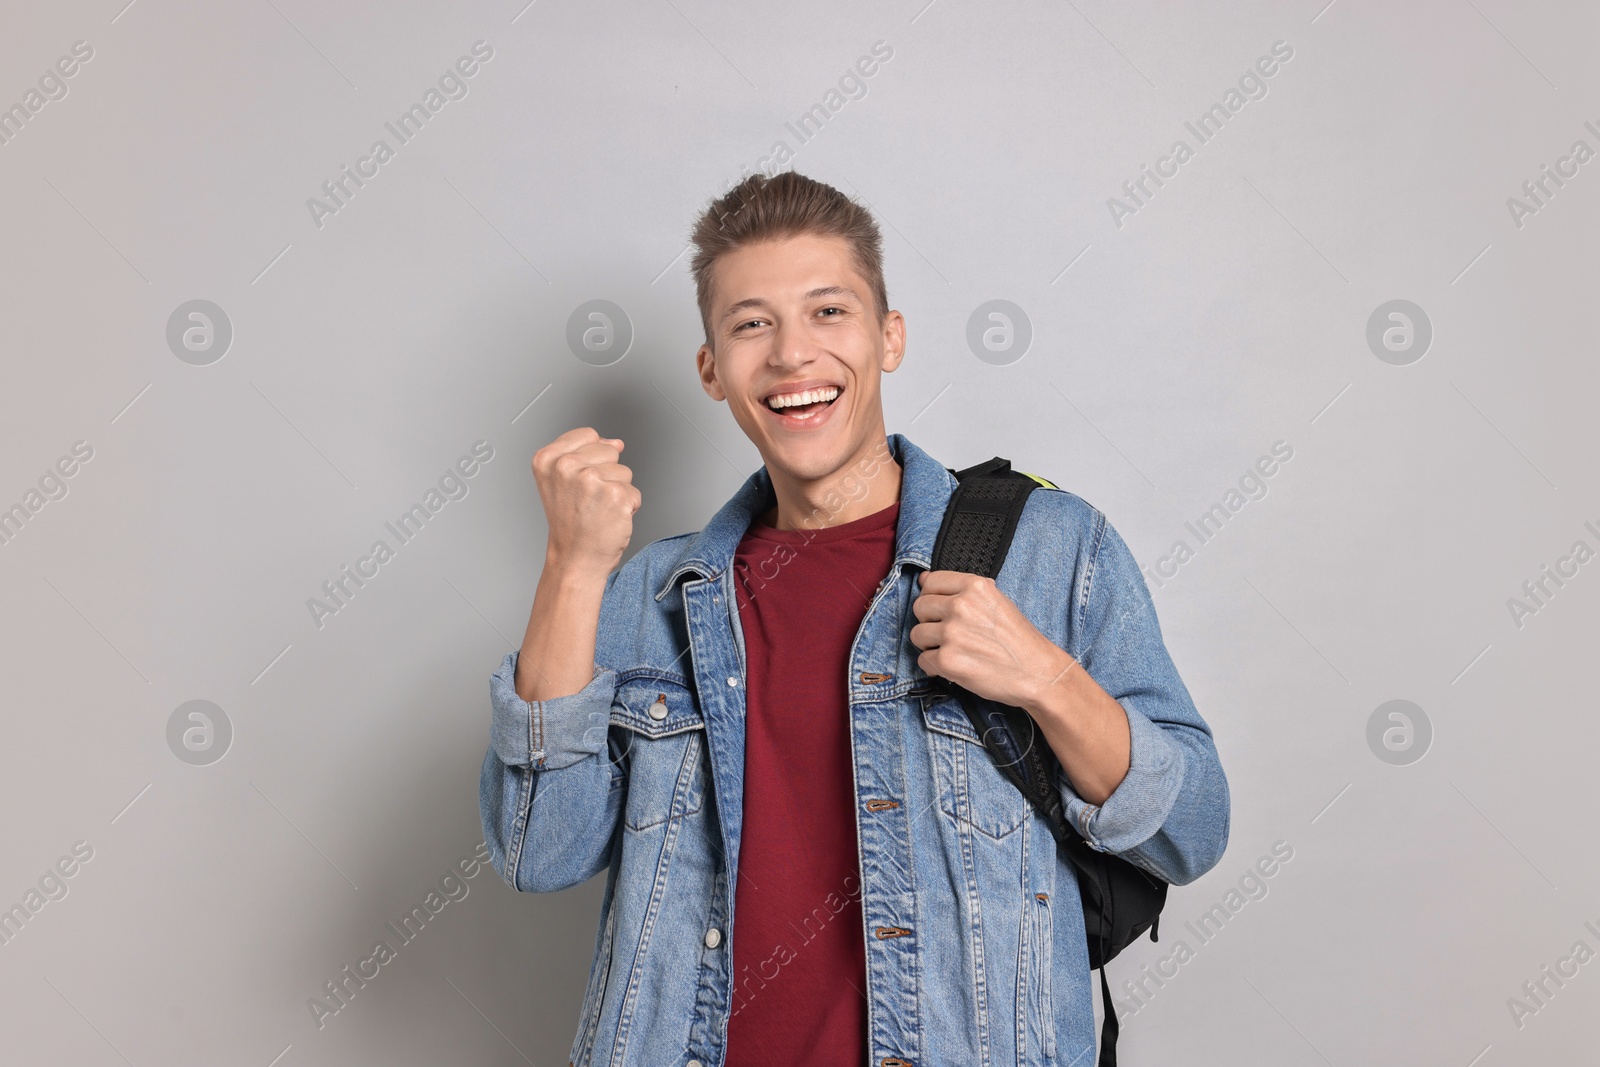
left=880, top=310, right=907, bottom=374
left=696, top=343, right=726, bottom=401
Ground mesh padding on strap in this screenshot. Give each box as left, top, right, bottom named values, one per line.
left=937, top=510, right=1008, bottom=575
left=931, top=467, right=1036, bottom=580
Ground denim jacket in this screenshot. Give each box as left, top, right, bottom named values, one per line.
left=480, top=432, right=1229, bottom=1067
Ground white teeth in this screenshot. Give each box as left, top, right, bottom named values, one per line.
left=766, top=386, right=840, bottom=411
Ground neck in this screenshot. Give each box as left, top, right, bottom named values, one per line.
left=758, top=433, right=901, bottom=532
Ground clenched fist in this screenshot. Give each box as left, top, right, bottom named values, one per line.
left=533, top=427, right=641, bottom=580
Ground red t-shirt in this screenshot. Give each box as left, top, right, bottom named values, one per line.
left=723, top=498, right=901, bottom=1067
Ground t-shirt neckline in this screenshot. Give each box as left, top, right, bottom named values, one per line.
left=744, top=499, right=901, bottom=545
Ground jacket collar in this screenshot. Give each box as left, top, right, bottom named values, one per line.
left=652, top=432, right=956, bottom=601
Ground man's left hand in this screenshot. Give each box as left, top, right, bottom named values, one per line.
left=910, top=570, right=1075, bottom=711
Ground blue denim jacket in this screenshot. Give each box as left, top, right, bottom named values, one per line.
left=480, top=432, right=1229, bottom=1067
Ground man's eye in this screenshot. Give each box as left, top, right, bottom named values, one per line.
left=818, top=307, right=843, bottom=317
left=736, top=319, right=768, bottom=331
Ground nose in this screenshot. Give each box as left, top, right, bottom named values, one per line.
left=768, top=316, right=816, bottom=370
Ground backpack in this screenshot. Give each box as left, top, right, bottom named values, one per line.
left=928, top=455, right=1168, bottom=1067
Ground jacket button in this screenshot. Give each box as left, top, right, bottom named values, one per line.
left=704, top=927, right=722, bottom=948
left=648, top=700, right=669, bottom=720
left=688, top=1061, right=704, bottom=1067
left=727, top=675, right=739, bottom=687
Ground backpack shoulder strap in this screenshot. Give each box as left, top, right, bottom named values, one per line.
left=929, top=456, right=1160, bottom=1067
left=929, top=455, right=1073, bottom=844
left=930, top=457, right=1043, bottom=579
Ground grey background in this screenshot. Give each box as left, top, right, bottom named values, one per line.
left=1, top=0, right=1595, bottom=1064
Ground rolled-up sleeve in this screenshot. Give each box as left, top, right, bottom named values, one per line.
left=1054, top=512, right=1230, bottom=886
left=480, top=558, right=630, bottom=894
left=1061, top=697, right=1188, bottom=854
left=490, top=652, right=617, bottom=771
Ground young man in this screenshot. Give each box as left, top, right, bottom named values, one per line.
left=480, top=172, right=1229, bottom=1067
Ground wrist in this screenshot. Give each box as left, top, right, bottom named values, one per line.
left=1024, top=647, right=1082, bottom=724
left=540, top=552, right=614, bottom=593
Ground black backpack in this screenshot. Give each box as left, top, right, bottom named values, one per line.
left=928, top=455, right=1168, bottom=1067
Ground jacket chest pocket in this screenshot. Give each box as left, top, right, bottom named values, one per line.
left=609, top=680, right=708, bottom=833
left=919, top=694, right=1028, bottom=841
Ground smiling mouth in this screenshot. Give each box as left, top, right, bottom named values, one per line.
left=763, top=385, right=842, bottom=420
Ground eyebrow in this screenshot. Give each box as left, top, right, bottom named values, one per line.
left=717, top=285, right=861, bottom=325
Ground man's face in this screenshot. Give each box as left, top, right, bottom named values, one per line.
left=696, top=232, right=904, bottom=483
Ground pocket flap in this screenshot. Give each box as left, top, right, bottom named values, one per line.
left=918, top=692, right=983, bottom=745
left=610, top=678, right=704, bottom=738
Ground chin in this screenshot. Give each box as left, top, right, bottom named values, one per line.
left=763, top=433, right=856, bottom=482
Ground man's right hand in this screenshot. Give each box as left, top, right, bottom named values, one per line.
left=532, top=427, right=640, bottom=581
left=514, top=428, right=639, bottom=702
